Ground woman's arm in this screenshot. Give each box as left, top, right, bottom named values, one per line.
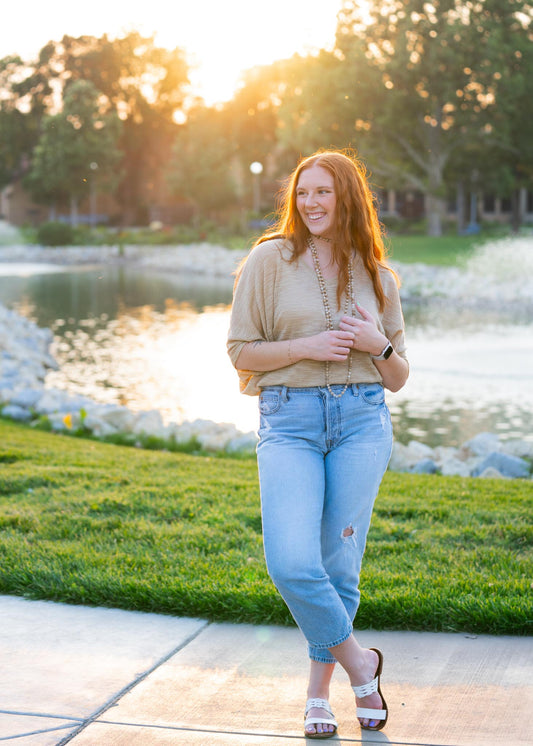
left=235, top=330, right=357, bottom=372
left=369, top=350, right=409, bottom=393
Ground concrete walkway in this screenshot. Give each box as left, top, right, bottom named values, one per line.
left=1, top=595, right=531, bottom=745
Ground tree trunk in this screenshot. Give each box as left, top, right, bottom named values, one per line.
left=510, top=189, right=521, bottom=233
left=426, top=193, right=444, bottom=236
left=456, top=181, right=466, bottom=234
left=426, top=140, right=445, bottom=237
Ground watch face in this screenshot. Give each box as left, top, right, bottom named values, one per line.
left=383, top=344, right=393, bottom=359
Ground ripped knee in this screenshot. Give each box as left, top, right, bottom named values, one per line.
left=341, top=523, right=357, bottom=545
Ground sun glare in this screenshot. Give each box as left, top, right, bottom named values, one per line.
left=4, top=0, right=341, bottom=106
left=145, top=0, right=342, bottom=104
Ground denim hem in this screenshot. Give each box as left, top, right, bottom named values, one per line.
left=308, top=626, right=353, bottom=652
left=309, top=651, right=338, bottom=664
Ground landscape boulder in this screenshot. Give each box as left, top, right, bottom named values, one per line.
left=472, top=452, right=530, bottom=479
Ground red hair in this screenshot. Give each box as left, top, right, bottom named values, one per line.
left=256, top=148, right=395, bottom=311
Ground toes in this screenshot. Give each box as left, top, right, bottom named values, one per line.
left=358, top=716, right=381, bottom=729
left=306, top=721, right=334, bottom=735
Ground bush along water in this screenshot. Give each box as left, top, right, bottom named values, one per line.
left=36, top=221, right=76, bottom=247
left=1, top=301, right=532, bottom=476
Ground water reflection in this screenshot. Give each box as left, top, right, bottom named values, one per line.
left=1, top=263, right=531, bottom=447
left=47, top=301, right=255, bottom=431
left=0, top=264, right=233, bottom=326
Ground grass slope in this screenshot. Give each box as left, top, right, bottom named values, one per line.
left=1, top=419, right=531, bottom=634
left=387, top=234, right=482, bottom=266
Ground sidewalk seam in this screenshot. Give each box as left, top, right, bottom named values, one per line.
left=55, top=618, right=211, bottom=745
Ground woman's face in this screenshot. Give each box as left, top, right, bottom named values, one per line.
left=296, top=164, right=337, bottom=239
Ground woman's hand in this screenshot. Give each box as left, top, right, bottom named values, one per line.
left=339, top=302, right=409, bottom=392
left=339, top=303, right=387, bottom=355
left=303, top=330, right=356, bottom=362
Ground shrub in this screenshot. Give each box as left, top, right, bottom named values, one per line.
left=37, top=221, right=75, bottom=246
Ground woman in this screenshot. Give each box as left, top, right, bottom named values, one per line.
left=227, top=149, right=409, bottom=739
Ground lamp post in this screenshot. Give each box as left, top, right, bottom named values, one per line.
left=89, top=161, right=98, bottom=227
left=250, top=161, right=263, bottom=214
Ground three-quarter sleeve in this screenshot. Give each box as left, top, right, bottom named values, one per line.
left=381, top=269, right=408, bottom=361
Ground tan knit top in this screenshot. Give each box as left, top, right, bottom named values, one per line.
left=227, top=238, right=408, bottom=396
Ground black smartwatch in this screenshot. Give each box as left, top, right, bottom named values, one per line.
left=371, top=342, right=393, bottom=360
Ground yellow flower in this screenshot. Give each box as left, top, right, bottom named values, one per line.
left=63, top=413, right=73, bottom=429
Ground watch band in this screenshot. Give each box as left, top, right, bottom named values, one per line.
left=371, top=342, right=393, bottom=360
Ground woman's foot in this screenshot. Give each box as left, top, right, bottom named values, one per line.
left=305, top=660, right=337, bottom=738
left=352, top=648, right=387, bottom=730
left=304, top=698, right=338, bottom=738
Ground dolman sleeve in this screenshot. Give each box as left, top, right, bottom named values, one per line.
left=227, top=242, right=279, bottom=393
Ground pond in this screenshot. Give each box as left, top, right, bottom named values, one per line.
left=0, top=253, right=532, bottom=447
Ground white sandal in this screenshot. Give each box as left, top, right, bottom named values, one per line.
left=352, top=647, right=388, bottom=731
left=304, top=697, right=338, bottom=739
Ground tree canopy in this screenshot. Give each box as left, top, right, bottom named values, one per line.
left=1, top=4, right=532, bottom=233
left=24, top=80, right=122, bottom=222
left=277, top=0, right=533, bottom=234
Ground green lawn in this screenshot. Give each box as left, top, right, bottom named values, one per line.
left=236, top=230, right=494, bottom=266
left=386, top=234, right=484, bottom=266
left=228, top=231, right=489, bottom=264
left=1, top=418, right=531, bottom=634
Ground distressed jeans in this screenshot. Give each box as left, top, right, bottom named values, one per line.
left=256, top=383, right=393, bottom=664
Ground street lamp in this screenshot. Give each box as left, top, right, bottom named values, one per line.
left=250, top=161, right=263, bottom=214
left=89, top=162, right=98, bottom=227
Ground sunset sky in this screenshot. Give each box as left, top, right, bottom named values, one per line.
left=2, top=0, right=343, bottom=104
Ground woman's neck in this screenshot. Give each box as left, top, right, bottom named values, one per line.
left=310, top=234, right=334, bottom=255
left=311, top=233, right=333, bottom=246
left=306, top=234, right=338, bottom=278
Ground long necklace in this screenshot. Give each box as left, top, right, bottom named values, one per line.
left=308, top=235, right=355, bottom=398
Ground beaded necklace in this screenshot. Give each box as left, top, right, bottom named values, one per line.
left=308, top=235, right=355, bottom=398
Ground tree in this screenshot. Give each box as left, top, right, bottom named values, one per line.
left=276, top=50, right=357, bottom=155
left=166, top=105, right=237, bottom=219
left=275, top=1, right=532, bottom=235
left=0, top=50, right=54, bottom=189
left=56, top=32, right=190, bottom=223
left=223, top=63, right=284, bottom=170
left=25, top=80, right=122, bottom=223
left=8, top=32, right=190, bottom=224
left=335, top=0, right=533, bottom=235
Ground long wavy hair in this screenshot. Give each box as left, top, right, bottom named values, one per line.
left=256, top=148, right=395, bottom=311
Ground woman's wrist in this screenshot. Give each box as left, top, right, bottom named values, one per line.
left=289, top=337, right=306, bottom=363
left=367, top=335, right=387, bottom=356
left=371, top=339, right=393, bottom=359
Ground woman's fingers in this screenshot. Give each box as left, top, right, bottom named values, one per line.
left=353, top=303, right=374, bottom=322
left=334, top=330, right=356, bottom=342
left=329, top=331, right=354, bottom=359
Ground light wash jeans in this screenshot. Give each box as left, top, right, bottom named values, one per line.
left=256, top=383, right=393, bottom=664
